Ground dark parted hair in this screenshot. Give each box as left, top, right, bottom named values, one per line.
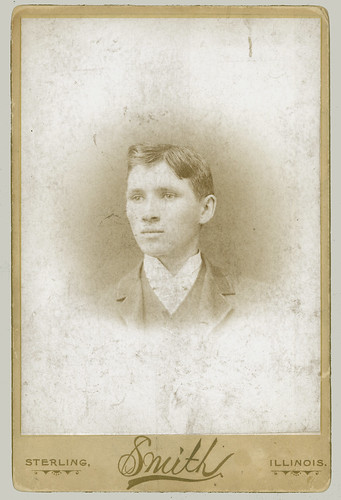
left=127, top=144, right=214, bottom=199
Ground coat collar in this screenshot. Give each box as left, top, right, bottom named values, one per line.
left=198, top=258, right=235, bottom=331
left=115, top=261, right=145, bottom=329
left=114, top=257, right=235, bottom=331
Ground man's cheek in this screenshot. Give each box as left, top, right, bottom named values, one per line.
left=127, top=210, right=138, bottom=225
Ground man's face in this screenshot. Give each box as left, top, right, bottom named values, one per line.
left=126, top=161, right=204, bottom=261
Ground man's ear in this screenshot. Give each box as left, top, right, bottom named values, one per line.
left=199, top=194, right=217, bottom=225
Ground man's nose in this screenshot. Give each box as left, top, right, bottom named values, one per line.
left=142, top=197, right=160, bottom=222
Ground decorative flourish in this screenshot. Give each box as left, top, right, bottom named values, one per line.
left=32, top=469, right=81, bottom=476
left=127, top=472, right=223, bottom=489
left=271, top=470, right=320, bottom=476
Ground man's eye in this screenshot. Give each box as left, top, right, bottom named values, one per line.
left=162, top=193, right=176, bottom=200
left=130, top=194, right=144, bottom=202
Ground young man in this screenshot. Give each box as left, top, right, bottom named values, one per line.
left=114, top=143, right=235, bottom=332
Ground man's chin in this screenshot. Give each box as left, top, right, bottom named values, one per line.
left=136, top=242, right=168, bottom=258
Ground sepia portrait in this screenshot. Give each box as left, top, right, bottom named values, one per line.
left=12, top=4, right=330, bottom=493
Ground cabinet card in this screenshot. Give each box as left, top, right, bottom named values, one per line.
left=11, top=4, right=330, bottom=492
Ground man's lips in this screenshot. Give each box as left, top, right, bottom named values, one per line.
left=141, top=230, right=164, bottom=234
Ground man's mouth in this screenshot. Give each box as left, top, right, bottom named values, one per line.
left=141, top=230, right=164, bottom=234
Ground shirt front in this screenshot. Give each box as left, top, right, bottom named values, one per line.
left=143, top=252, right=202, bottom=314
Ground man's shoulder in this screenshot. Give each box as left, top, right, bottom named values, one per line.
left=202, top=257, right=273, bottom=312
left=113, top=262, right=143, bottom=299
left=202, top=256, right=235, bottom=296
left=98, top=262, right=142, bottom=310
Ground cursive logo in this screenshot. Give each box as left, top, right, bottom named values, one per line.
left=118, top=435, right=234, bottom=489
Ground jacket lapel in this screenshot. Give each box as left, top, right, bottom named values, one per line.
left=199, top=257, right=235, bottom=331
left=114, top=262, right=144, bottom=329
left=114, top=257, right=235, bottom=331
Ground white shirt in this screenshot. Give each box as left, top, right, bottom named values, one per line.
left=143, top=252, right=202, bottom=314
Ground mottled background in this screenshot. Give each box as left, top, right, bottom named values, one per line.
left=20, top=17, right=321, bottom=434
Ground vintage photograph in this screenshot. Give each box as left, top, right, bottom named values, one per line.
left=19, top=14, right=321, bottom=435
left=12, top=4, right=330, bottom=493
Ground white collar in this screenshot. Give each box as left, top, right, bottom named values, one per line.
left=143, top=252, right=202, bottom=314
left=144, top=252, right=202, bottom=281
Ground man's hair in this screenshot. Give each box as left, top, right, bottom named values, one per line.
left=127, top=144, right=214, bottom=199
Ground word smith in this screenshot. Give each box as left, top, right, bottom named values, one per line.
left=118, top=435, right=234, bottom=489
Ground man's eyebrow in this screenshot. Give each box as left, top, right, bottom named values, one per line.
left=127, top=188, right=145, bottom=194
left=156, top=186, right=181, bottom=192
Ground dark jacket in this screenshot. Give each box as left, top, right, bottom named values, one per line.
left=113, top=256, right=235, bottom=332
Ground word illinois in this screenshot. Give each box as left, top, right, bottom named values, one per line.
left=118, top=435, right=234, bottom=489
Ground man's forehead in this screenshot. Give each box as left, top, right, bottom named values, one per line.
left=127, top=160, right=185, bottom=187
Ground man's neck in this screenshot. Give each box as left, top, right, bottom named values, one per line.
left=150, top=249, right=200, bottom=275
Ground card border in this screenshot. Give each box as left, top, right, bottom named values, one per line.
left=11, top=4, right=330, bottom=493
